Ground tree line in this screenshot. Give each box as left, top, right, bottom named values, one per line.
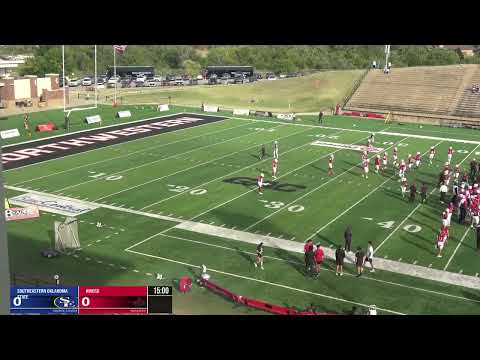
left=4, top=45, right=480, bottom=78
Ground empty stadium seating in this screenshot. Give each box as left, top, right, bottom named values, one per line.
left=345, top=65, right=480, bottom=121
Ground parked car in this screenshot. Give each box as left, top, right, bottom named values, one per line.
left=196, top=74, right=204, bottom=80
left=234, top=73, right=247, bottom=84
left=135, top=79, right=145, bottom=87
left=97, top=78, right=105, bottom=85
left=136, top=75, right=147, bottom=82
left=145, top=79, right=161, bottom=87
left=266, top=73, right=277, bottom=80
left=68, top=78, right=81, bottom=87
left=279, top=74, right=287, bottom=79
left=107, top=76, right=121, bottom=88
left=82, top=77, right=93, bottom=86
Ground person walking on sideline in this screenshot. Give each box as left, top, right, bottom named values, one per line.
left=254, top=242, right=264, bottom=270
left=23, top=113, right=32, bottom=138
left=364, top=241, right=375, bottom=272
left=421, top=183, right=428, bottom=204
left=439, top=182, right=448, bottom=204
left=335, top=245, right=346, bottom=276
left=355, top=246, right=365, bottom=277
left=318, top=111, right=324, bottom=124
left=304, top=240, right=314, bottom=268
left=314, top=244, right=325, bottom=275
left=409, top=183, right=417, bottom=203
left=344, top=225, right=352, bottom=253
left=259, top=144, right=266, bottom=160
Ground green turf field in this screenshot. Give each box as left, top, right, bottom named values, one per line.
left=4, top=109, right=480, bottom=314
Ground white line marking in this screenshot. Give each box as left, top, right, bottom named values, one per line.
left=444, top=228, right=471, bottom=271
left=125, top=248, right=404, bottom=314
left=85, top=257, right=91, bottom=261
left=133, top=269, right=139, bottom=273
left=145, top=273, right=153, bottom=276
left=193, top=130, right=366, bottom=221
left=109, top=263, right=115, bottom=267
left=140, top=126, right=321, bottom=210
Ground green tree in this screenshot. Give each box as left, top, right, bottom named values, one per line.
left=183, top=59, right=202, bottom=77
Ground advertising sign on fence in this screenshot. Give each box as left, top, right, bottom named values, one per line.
left=157, top=104, right=169, bottom=112
left=233, top=109, right=250, bottom=116
left=203, top=105, right=219, bottom=113
left=277, top=113, right=295, bottom=121
left=85, top=115, right=102, bottom=124
left=0, top=128, right=20, bottom=139
left=116, top=110, right=132, bottom=118
left=5, top=206, right=40, bottom=222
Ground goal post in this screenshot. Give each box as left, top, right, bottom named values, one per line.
left=384, top=111, right=391, bottom=124
left=54, top=217, right=80, bottom=252
left=62, top=45, right=98, bottom=115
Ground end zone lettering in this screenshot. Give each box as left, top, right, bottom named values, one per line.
left=2, top=114, right=225, bottom=170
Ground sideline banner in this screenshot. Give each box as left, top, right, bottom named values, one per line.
left=116, top=110, right=131, bottom=118
left=203, top=105, right=219, bottom=113
left=277, top=113, right=295, bottom=121
left=157, top=104, right=169, bottom=112
left=5, top=206, right=40, bottom=222
left=0, top=129, right=20, bottom=139
left=233, top=109, right=250, bottom=116
left=85, top=115, right=102, bottom=124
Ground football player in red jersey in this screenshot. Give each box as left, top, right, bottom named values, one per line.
left=362, top=157, right=369, bottom=179
left=441, top=210, right=448, bottom=227
left=382, top=152, right=388, bottom=170
left=447, top=146, right=454, bottom=164
left=272, top=158, right=279, bottom=179
left=415, top=152, right=421, bottom=168
left=398, top=160, right=406, bottom=181
left=436, top=231, right=446, bottom=258
left=447, top=203, right=454, bottom=227
left=407, top=154, right=414, bottom=171
left=374, top=155, right=381, bottom=173
left=401, top=177, right=408, bottom=198
left=328, top=155, right=334, bottom=176
left=257, top=173, right=265, bottom=195
left=429, top=146, right=436, bottom=165
left=393, top=147, right=398, bottom=166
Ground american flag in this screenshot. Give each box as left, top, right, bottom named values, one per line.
left=113, top=45, right=128, bottom=54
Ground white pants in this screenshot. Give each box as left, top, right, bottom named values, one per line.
left=448, top=154, right=452, bottom=163
left=447, top=214, right=452, bottom=226
left=442, top=219, right=448, bottom=227
left=473, top=216, right=479, bottom=227
left=415, top=160, right=420, bottom=167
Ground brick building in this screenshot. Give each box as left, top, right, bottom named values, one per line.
left=0, top=73, right=69, bottom=109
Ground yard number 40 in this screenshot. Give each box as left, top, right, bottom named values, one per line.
left=377, top=221, right=421, bottom=233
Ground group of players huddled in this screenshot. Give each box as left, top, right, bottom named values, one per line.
left=256, top=134, right=480, bottom=259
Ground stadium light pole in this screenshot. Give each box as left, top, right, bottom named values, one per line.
left=62, top=45, right=66, bottom=113
left=0, top=147, right=11, bottom=315
left=113, top=46, right=117, bottom=105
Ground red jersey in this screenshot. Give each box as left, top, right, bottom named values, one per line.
left=400, top=164, right=406, bottom=171
left=448, top=148, right=453, bottom=155
left=314, top=248, right=324, bottom=263
left=437, top=232, right=446, bottom=243
left=415, top=154, right=421, bottom=161
left=430, top=148, right=435, bottom=155
left=442, top=212, right=448, bottom=220
left=402, top=180, right=408, bottom=188
left=383, top=154, right=387, bottom=162
left=257, top=175, right=264, bottom=184
left=304, top=242, right=313, bottom=253
left=363, top=160, right=369, bottom=168
left=375, top=158, right=381, bottom=166
left=272, top=159, right=278, bottom=168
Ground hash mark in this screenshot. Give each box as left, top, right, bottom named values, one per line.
left=73, top=254, right=79, bottom=258
left=114, top=232, right=119, bottom=235
left=145, top=273, right=153, bottom=276
left=121, top=266, right=127, bottom=270
left=105, top=236, right=111, bottom=239
left=109, top=263, right=115, bottom=267
left=85, top=258, right=91, bottom=261
left=87, top=244, right=93, bottom=247
left=97, top=260, right=103, bottom=264
left=133, top=269, right=139, bottom=273
left=96, top=240, right=101, bottom=243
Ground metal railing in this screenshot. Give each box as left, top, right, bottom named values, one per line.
left=341, top=67, right=370, bottom=108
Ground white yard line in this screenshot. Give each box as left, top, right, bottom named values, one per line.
left=225, top=114, right=480, bottom=145
left=375, top=142, right=480, bottom=253
left=12, top=120, right=250, bottom=186
left=244, top=137, right=408, bottom=231
left=139, top=128, right=345, bottom=210
left=304, top=140, right=444, bottom=241
left=191, top=132, right=374, bottom=222
left=124, top=248, right=405, bottom=315
left=94, top=124, right=286, bottom=201
left=444, top=228, right=471, bottom=271
left=57, top=123, right=284, bottom=193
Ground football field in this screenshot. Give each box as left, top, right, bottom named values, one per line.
left=4, top=111, right=480, bottom=314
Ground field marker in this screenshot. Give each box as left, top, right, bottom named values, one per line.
left=361, top=217, right=373, bottom=221
left=12, top=118, right=250, bottom=184
left=444, top=228, right=471, bottom=271
left=121, top=266, right=127, bottom=270
left=146, top=273, right=153, bottom=276
left=125, top=248, right=405, bottom=315
left=245, top=137, right=407, bottom=233
left=96, top=240, right=101, bottom=243
left=57, top=123, right=279, bottom=194
left=105, top=235, right=111, bottom=239
left=133, top=269, right=139, bottom=273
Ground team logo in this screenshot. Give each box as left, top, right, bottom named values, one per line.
left=53, top=296, right=76, bottom=308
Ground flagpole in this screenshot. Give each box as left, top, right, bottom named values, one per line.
left=113, top=46, right=117, bottom=105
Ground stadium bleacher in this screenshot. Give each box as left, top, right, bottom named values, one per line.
left=345, top=65, right=480, bottom=124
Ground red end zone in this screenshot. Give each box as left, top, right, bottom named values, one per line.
left=2, top=113, right=226, bottom=170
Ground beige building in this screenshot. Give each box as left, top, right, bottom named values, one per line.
left=0, top=73, right=69, bottom=109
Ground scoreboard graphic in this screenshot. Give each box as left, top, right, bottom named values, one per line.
left=10, top=286, right=172, bottom=315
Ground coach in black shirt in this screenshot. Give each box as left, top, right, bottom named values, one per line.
left=344, top=225, right=352, bottom=253
left=335, top=245, right=346, bottom=276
